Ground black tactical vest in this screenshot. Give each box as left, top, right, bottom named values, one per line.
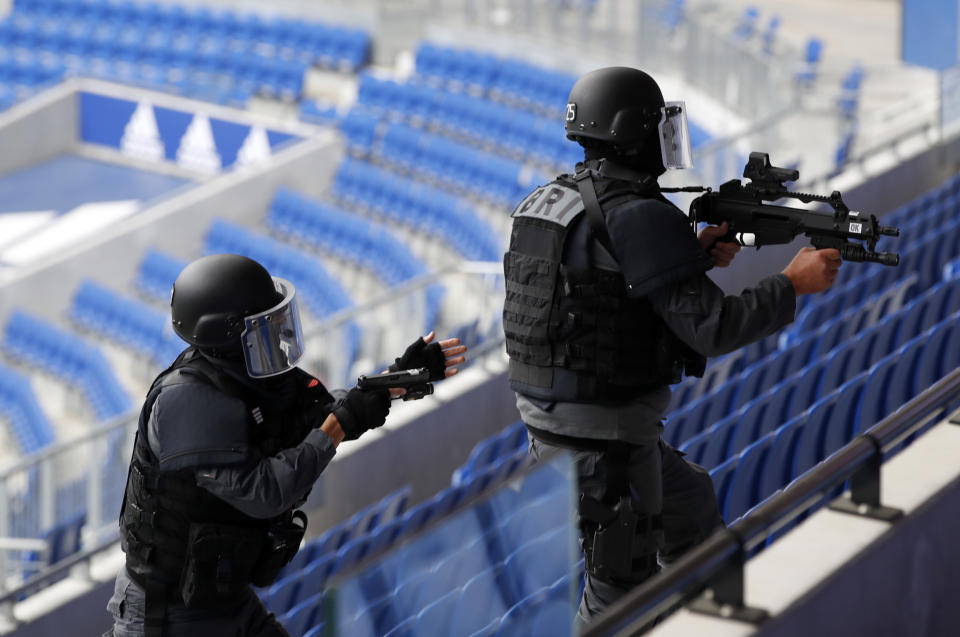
left=119, top=348, right=330, bottom=602
left=503, top=167, right=707, bottom=402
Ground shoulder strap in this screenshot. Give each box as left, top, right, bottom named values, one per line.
left=574, top=168, right=620, bottom=266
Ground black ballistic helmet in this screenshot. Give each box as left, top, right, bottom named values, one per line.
left=171, top=254, right=284, bottom=350
left=565, top=66, right=666, bottom=150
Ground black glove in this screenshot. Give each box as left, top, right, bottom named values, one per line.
left=389, top=337, right=446, bottom=381
left=334, top=387, right=391, bottom=441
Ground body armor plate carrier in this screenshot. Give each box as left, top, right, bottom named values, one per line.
left=503, top=166, right=707, bottom=402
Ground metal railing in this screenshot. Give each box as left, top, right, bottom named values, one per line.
left=583, top=366, right=960, bottom=636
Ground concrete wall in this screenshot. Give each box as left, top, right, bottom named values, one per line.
left=0, top=85, right=77, bottom=179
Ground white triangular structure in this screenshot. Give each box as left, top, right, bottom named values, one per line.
left=176, top=114, right=222, bottom=175
left=120, top=101, right=164, bottom=163
left=235, top=125, right=272, bottom=169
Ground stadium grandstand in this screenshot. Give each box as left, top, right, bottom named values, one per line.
left=0, top=0, right=958, bottom=635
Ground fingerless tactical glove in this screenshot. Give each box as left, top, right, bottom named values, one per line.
left=334, top=387, right=391, bottom=441
left=389, top=337, right=446, bottom=380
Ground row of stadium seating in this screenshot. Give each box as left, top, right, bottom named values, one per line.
left=9, top=0, right=370, bottom=70
left=351, top=73, right=582, bottom=169
left=364, top=122, right=537, bottom=207
left=2, top=310, right=132, bottom=421
left=709, top=313, right=955, bottom=524
left=667, top=265, right=958, bottom=458
left=259, top=445, right=577, bottom=637
left=413, top=42, right=575, bottom=118
left=0, top=362, right=55, bottom=453
left=267, top=188, right=434, bottom=288
left=0, top=0, right=371, bottom=109
left=331, top=159, right=502, bottom=262
left=70, top=281, right=184, bottom=367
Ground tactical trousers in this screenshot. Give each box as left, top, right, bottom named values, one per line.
left=105, top=567, right=291, bottom=637
left=528, top=435, right=724, bottom=626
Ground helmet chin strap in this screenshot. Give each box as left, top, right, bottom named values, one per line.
left=584, top=143, right=666, bottom=179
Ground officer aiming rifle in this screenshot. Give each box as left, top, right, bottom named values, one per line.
left=505, top=66, right=849, bottom=628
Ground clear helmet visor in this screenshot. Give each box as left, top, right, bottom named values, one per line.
left=658, top=101, right=694, bottom=170
left=241, top=278, right=305, bottom=378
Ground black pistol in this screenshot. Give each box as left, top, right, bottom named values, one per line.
left=357, top=368, right=434, bottom=401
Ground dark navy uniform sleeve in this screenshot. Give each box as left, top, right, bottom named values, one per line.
left=604, top=198, right=714, bottom=298
left=648, top=273, right=797, bottom=357
left=147, top=382, right=336, bottom=519
left=194, top=429, right=336, bottom=519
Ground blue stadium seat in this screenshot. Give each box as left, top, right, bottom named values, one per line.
left=698, top=414, right=739, bottom=470
left=853, top=359, right=894, bottom=436
left=678, top=426, right=712, bottom=465
left=502, top=527, right=570, bottom=604
left=416, top=588, right=461, bottom=635
left=70, top=280, right=184, bottom=365
left=727, top=397, right=769, bottom=459
left=293, top=555, right=335, bottom=609
left=3, top=310, right=132, bottom=420
left=0, top=363, right=55, bottom=452
left=795, top=37, right=824, bottom=87
left=453, top=422, right=527, bottom=485
left=817, top=342, right=854, bottom=400
left=43, top=511, right=85, bottom=565
left=793, top=393, right=839, bottom=477
left=532, top=575, right=575, bottom=636
left=136, top=249, right=186, bottom=301
left=724, top=435, right=773, bottom=522
left=264, top=572, right=302, bottom=615
left=733, top=360, right=768, bottom=410
left=383, top=615, right=417, bottom=637
left=451, top=567, right=509, bottom=636
left=204, top=218, right=354, bottom=322
left=280, top=592, right=323, bottom=637
left=759, top=415, right=806, bottom=500
left=709, top=456, right=739, bottom=520
left=303, top=623, right=326, bottom=637
left=495, top=587, right=550, bottom=637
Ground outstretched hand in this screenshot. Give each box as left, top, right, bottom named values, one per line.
left=421, top=331, right=467, bottom=378
left=698, top=222, right=741, bottom=268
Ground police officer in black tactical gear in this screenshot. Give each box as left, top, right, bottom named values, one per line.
left=504, top=67, right=842, bottom=625
left=106, top=254, right=466, bottom=637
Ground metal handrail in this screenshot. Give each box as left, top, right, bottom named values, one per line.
left=0, top=535, right=120, bottom=613
left=584, top=366, right=960, bottom=636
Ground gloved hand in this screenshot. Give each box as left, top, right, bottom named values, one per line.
left=333, top=387, right=391, bottom=441
left=389, top=336, right=446, bottom=380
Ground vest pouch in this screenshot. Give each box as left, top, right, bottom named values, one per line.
left=250, top=510, right=307, bottom=587
left=179, top=523, right=264, bottom=609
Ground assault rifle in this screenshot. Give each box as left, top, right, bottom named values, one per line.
left=357, top=368, right=434, bottom=401
left=669, top=152, right=900, bottom=265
